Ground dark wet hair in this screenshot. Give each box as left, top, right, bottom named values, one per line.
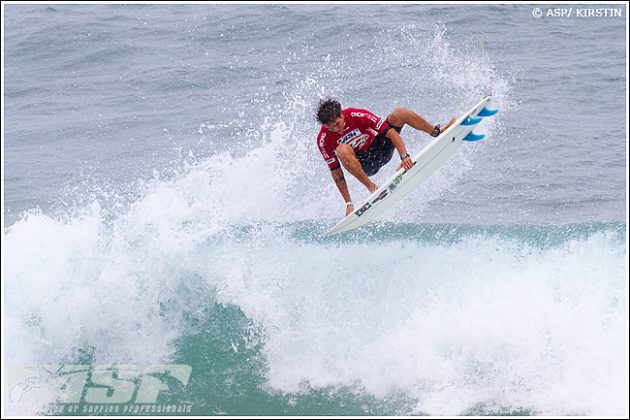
left=315, top=97, right=342, bottom=125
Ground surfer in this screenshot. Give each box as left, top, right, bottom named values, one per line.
left=315, top=98, right=455, bottom=216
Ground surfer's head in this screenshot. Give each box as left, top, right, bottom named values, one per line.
left=316, top=98, right=344, bottom=133
left=316, top=97, right=342, bottom=124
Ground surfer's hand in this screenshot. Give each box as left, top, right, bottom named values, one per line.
left=345, top=203, right=354, bottom=216
left=401, top=156, right=414, bottom=171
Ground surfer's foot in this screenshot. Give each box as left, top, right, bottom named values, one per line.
left=430, top=117, right=457, bottom=138
left=368, top=183, right=378, bottom=193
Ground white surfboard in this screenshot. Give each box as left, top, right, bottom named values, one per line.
left=325, top=96, right=499, bottom=236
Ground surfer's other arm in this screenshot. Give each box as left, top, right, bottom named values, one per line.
left=330, top=168, right=355, bottom=216
left=385, top=128, right=413, bottom=171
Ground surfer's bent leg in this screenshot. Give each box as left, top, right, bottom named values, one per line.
left=335, top=144, right=378, bottom=193
left=386, top=107, right=435, bottom=134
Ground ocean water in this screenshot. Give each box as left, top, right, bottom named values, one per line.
left=2, top=3, right=628, bottom=416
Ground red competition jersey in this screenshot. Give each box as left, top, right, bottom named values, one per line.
left=317, top=108, right=390, bottom=170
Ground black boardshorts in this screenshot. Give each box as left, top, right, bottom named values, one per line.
left=356, top=122, right=403, bottom=176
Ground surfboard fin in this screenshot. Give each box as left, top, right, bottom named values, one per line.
left=461, top=116, right=483, bottom=126
left=463, top=132, right=485, bottom=142
left=477, top=107, right=499, bottom=117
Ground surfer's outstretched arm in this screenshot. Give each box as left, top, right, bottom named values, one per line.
left=330, top=168, right=355, bottom=216
left=386, top=129, right=414, bottom=171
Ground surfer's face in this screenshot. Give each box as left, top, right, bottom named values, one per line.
left=325, top=115, right=344, bottom=134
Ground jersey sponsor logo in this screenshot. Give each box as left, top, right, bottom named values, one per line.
left=350, top=111, right=381, bottom=128
left=319, top=132, right=327, bottom=148
left=339, top=129, right=361, bottom=144
left=326, top=157, right=337, bottom=165
left=339, top=129, right=369, bottom=149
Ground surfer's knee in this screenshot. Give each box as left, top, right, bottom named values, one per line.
left=387, top=107, right=410, bottom=127
left=334, top=143, right=355, bottom=159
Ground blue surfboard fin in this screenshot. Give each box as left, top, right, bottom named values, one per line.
left=478, top=107, right=499, bottom=117
left=461, top=116, right=483, bottom=126
left=463, top=132, right=485, bottom=142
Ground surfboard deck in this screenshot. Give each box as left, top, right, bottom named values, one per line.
left=325, top=96, right=499, bottom=236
